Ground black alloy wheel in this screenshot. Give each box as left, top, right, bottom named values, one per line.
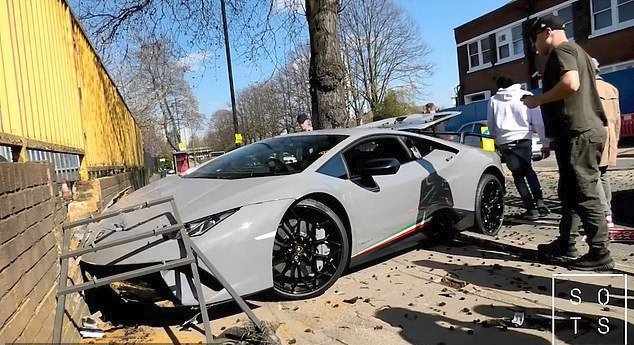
left=474, top=173, right=504, bottom=236
left=272, top=199, right=349, bottom=299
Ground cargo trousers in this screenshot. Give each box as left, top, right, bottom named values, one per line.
left=554, top=127, right=609, bottom=253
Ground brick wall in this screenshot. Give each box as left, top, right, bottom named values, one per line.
left=99, top=169, right=145, bottom=209
left=69, top=169, right=145, bottom=222
left=0, top=162, right=88, bottom=343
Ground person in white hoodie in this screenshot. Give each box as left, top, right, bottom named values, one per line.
left=487, top=76, right=550, bottom=220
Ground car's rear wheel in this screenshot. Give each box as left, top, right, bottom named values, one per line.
left=474, top=173, right=504, bottom=236
left=272, top=199, right=349, bottom=299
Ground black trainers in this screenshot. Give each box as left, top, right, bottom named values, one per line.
left=519, top=209, right=541, bottom=221
left=537, top=238, right=579, bottom=260
left=537, top=205, right=550, bottom=216
left=569, top=251, right=615, bottom=271
left=535, top=200, right=550, bottom=216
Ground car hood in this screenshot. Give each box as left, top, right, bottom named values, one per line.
left=107, top=175, right=297, bottom=223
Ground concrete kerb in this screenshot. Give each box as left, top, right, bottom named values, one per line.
left=456, top=232, right=634, bottom=275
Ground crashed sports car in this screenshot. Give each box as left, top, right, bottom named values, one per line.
left=82, top=112, right=505, bottom=306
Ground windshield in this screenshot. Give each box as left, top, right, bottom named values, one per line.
left=185, top=134, right=348, bottom=179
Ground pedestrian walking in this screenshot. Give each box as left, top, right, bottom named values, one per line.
left=592, top=58, right=621, bottom=228
left=487, top=76, right=549, bottom=220
left=523, top=14, right=613, bottom=271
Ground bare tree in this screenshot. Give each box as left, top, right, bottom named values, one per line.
left=70, top=0, right=348, bottom=130
left=115, top=37, right=203, bottom=152
left=236, top=81, right=286, bottom=142
left=204, top=109, right=237, bottom=151
left=340, top=0, right=433, bottom=114
left=271, top=43, right=312, bottom=132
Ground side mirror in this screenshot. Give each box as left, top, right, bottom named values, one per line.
left=359, top=158, right=400, bottom=176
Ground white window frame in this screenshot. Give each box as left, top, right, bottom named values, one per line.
left=464, top=90, right=491, bottom=104
left=467, top=39, right=493, bottom=72
left=590, top=0, right=634, bottom=38
left=554, top=5, right=575, bottom=41
left=495, top=24, right=525, bottom=65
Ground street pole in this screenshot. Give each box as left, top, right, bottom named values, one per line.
left=220, top=0, right=240, bottom=148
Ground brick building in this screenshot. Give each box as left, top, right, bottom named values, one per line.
left=454, top=0, right=634, bottom=105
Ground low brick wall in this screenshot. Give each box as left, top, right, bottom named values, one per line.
left=0, top=162, right=88, bottom=343
left=69, top=169, right=145, bottom=222
left=99, top=169, right=145, bottom=208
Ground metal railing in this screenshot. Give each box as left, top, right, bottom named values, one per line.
left=53, top=196, right=263, bottom=343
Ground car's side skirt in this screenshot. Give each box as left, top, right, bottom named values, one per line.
left=351, top=218, right=430, bottom=259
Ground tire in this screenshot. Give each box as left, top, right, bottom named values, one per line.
left=474, top=173, right=504, bottom=236
left=272, top=199, right=350, bottom=300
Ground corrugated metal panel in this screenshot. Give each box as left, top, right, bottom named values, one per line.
left=0, top=0, right=143, bottom=177
left=0, top=145, right=12, bottom=161
left=26, top=148, right=80, bottom=181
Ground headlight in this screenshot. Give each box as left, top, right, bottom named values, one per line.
left=184, top=208, right=240, bottom=237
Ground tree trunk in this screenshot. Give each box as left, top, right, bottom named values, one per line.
left=305, top=0, right=347, bottom=129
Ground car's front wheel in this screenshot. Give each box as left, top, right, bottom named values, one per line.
left=272, top=199, right=350, bottom=300
left=474, top=173, right=504, bottom=236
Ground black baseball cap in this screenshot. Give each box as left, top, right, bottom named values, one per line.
left=530, top=14, right=566, bottom=40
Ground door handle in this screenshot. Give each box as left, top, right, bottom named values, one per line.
left=445, top=155, right=454, bottom=162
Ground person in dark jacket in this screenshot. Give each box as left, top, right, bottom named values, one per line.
left=523, top=15, right=613, bottom=271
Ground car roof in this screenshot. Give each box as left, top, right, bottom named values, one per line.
left=282, top=111, right=461, bottom=139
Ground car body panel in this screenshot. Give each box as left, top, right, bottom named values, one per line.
left=81, top=115, right=504, bottom=306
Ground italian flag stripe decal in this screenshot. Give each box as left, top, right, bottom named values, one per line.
left=352, top=218, right=429, bottom=258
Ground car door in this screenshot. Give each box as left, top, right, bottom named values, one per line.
left=340, top=135, right=429, bottom=257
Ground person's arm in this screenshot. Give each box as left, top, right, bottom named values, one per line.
left=523, top=70, right=579, bottom=108
left=524, top=45, right=580, bottom=109
left=529, top=106, right=549, bottom=149
left=487, top=101, right=496, bottom=137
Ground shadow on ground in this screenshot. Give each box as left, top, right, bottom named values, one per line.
left=612, top=189, right=634, bottom=227
left=411, top=244, right=632, bottom=308
left=83, top=284, right=262, bottom=328
left=375, top=306, right=551, bottom=345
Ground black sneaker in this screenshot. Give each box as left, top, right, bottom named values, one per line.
left=519, top=209, right=541, bottom=221
left=537, top=205, right=550, bottom=216
left=537, top=239, right=579, bottom=260
left=569, top=251, right=615, bottom=271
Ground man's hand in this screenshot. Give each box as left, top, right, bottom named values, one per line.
left=541, top=147, right=551, bottom=159
left=522, top=95, right=541, bottom=109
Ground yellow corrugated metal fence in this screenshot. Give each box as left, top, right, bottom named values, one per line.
left=0, top=0, right=143, bottom=179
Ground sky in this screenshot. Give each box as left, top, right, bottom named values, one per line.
left=188, top=0, right=509, bottom=116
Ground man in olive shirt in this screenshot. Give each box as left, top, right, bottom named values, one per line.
left=523, top=15, right=613, bottom=271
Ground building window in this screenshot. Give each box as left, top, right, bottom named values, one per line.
left=496, top=24, right=524, bottom=63
left=557, top=5, right=575, bottom=39
left=464, top=90, right=491, bottom=104
left=468, top=38, right=492, bottom=70
left=591, top=0, right=634, bottom=34
left=468, top=42, right=479, bottom=68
